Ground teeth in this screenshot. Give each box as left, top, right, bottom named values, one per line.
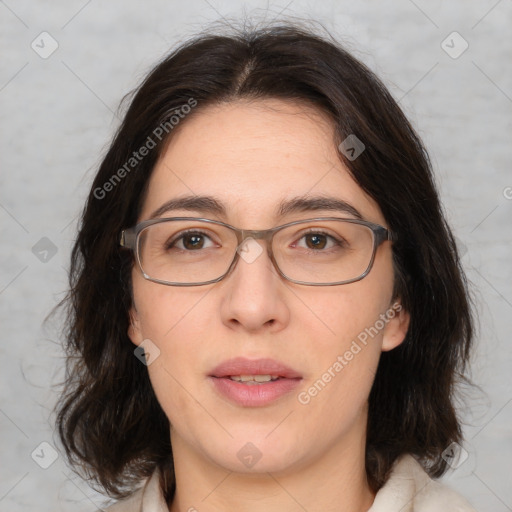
left=229, top=374, right=279, bottom=383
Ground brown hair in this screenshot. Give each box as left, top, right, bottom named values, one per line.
left=54, top=20, right=474, bottom=502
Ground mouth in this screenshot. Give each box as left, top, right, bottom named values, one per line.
left=209, top=357, right=302, bottom=406
left=227, top=374, right=281, bottom=384
left=210, top=357, right=302, bottom=379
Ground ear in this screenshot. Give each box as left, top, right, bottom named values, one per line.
left=381, top=301, right=410, bottom=352
left=127, top=305, right=143, bottom=347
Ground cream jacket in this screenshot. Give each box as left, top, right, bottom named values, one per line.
left=105, top=454, right=477, bottom=511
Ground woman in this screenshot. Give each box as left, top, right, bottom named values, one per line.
left=55, top=22, right=477, bottom=511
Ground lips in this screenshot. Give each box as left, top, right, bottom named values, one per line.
left=210, top=357, right=302, bottom=379
left=209, top=357, right=302, bottom=407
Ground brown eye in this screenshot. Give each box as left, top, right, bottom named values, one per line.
left=305, top=234, right=328, bottom=250
left=294, top=231, right=340, bottom=251
left=182, top=234, right=205, bottom=250
left=166, top=231, right=215, bottom=251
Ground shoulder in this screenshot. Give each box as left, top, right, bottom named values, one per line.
left=103, top=469, right=167, bottom=512
left=369, top=454, right=478, bottom=512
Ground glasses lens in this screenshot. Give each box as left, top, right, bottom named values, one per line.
left=136, top=219, right=376, bottom=285
left=138, top=220, right=237, bottom=284
left=273, top=220, right=375, bottom=284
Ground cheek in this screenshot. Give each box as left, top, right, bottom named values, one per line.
left=131, top=275, right=216, bottom=420
left=147, top=356, right=197, bottom=423
left=132, top=269, right=212, bottom=340
left=303, top=272, right=394, bottom=362
left=295, top=297, right=384, bottom=431
left=295, top=249, right=395, bottom=405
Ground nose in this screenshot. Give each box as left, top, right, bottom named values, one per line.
left=219, top=237, right=290, bottom=333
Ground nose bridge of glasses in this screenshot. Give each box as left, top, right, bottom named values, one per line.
left=231, top=228, right=275, bottom=268
left=238, top=228, right=274, bottom=243
left=235, top=228, right=276, bottom=257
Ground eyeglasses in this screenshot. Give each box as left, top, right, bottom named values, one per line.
left=120, top=217, right=395, bottom=287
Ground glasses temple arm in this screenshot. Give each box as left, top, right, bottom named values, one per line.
left=120, top=228, right=137, bottom=249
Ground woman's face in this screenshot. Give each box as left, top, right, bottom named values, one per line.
left=128, top=99, right=409, bottom=474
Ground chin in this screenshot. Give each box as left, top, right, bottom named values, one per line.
left=201, top=429, right=308, bottom=474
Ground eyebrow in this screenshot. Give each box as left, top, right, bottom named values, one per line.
left=277, top=195, right=363, bottom=220
left=149, top=195, right=226, bottom=219
left=149, top=194, right=363, bottom=221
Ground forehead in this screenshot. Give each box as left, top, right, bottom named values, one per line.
left=139, top=99, right=384, bottom=226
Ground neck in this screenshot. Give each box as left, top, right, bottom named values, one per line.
left=168, top=416, right=375, bottom=512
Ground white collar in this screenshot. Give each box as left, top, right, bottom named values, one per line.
left=367, top=454, right=477, bottom=512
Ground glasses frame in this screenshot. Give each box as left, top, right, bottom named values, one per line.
left=120, top=216, right=395, bottom=287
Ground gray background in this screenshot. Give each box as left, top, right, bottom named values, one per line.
left=1, top=1, right=511, bottom=511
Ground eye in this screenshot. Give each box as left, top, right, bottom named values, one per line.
left=294, top=231, right=341, bottom=251
left=167, top=231, right=217, bottom=251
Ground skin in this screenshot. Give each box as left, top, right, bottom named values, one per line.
left=128, top=98, right=410, bottom=512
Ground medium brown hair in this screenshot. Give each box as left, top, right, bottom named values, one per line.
left=54, top=21, right=474, bottom=502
